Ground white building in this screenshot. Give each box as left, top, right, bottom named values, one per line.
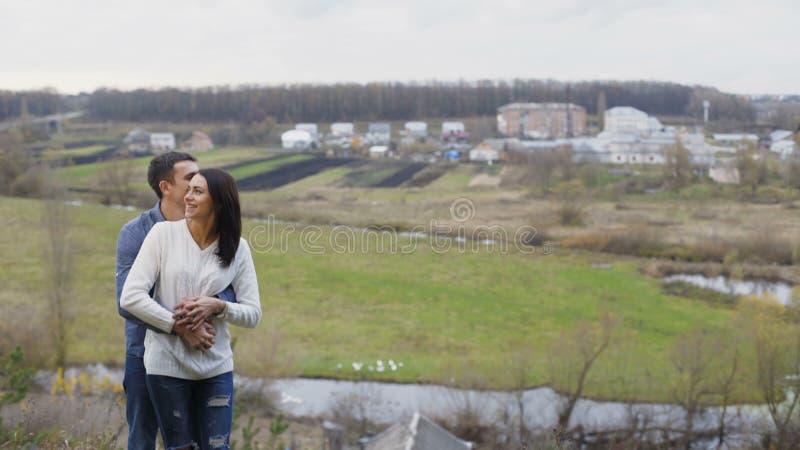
left=369, top=145, right=389, bottom=158
left=712, top=133, right=759, bottom=142
left=123, top=128, right=150, bottom=153
left=603, top=107, right=652, bottom=135
left=294, top=123, right=318, bottom=139
left=281, top=130, right=313, bottom=150
left=150, top=133, right=176, bottom=153
left=404, top=121, right=428, bottom=138
left=330, top=122, right=354, bottom=137
left=711, top=133, right=758, bottom=149
left=769, top=130, right=796, bottom=160
left=772, top=140, right=796, bottom=160
left=469, top=142, right=499, bottom=162
left=571, top=132, right=735, bottom=167
left=442, top=121, right=465, bottom=135
left=366, top=123, right=391, bottom=145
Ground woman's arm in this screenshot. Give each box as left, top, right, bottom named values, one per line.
left=222, top=240, right=262, bottom=328
left=173, top=240, right=261, bottom=330
left=120, top=222, right=175, bottom=333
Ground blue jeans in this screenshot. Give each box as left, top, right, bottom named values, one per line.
left=123, top=355, right=158, bottom=450
left=146, top=372, right=234, bottom=450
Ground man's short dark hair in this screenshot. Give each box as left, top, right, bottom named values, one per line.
left=147, top=151, right=197, bottom=199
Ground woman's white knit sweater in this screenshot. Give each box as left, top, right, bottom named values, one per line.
left=120, top=220, right=261, bottom=380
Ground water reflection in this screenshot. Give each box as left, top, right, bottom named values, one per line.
left=664, top=274, right=793, bottom=305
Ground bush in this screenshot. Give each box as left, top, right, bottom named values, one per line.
left=0, top=345, right=34, bottom=441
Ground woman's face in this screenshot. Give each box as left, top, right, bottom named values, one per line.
left=184, top=174, right=214, bottom=220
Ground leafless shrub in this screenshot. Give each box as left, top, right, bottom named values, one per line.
left=133, top=190, right=156, bottom=210
left=432, top=393, right=493, bottom=446
left=0, top=306, right=51, bottom=367
left=690, top=208, right=719, bottom=221
left=97, top=158, right=137, bottom=206
left=326, top=384, right=383, bottom=441
left=553, top=179, right=587, bottom=227
left=10, top=164, right=47, bottom=198
left=549, top=313, right=621, bottom=435
left=2, top=392, right=125, bottom=448
left=736, top=222, right=794, bottom=265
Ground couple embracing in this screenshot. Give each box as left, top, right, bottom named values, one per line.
left=116, top=152, right=262, bottom=450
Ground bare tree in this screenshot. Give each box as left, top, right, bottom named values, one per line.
left=736, top=148, right=761, bottom=196
left=670, top=330, right=738, bottom=449
left=663, top=138, right=692, bottom=193
left=737, top=297, right=800, bottom=448
left=0, top=129, right=29, bottom=195
left=509, top=349, right=535, bottom=447
left=548, top=312, right=621, bottom=435
left=713, top=334, right=741, bottom=449
left=98, top=157, right=137, bottom=206
left=41, top=190, right=74, bottom=367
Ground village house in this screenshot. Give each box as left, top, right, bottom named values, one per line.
left=281, top=129, right=313, bottom=150
left=295, top=123, right=319, bottom=140
left=149, top=133, right=176, bottom=154
left=769, top=129, right=797, bottom=159
left=441, top=121, right=467, bottom=142
left=602, top=106, right=666, bottom=136
left=181, top=131, right=214, bottom=152
left=366, top=122, right=392, bottom=145
left=469, top=141, right=500, bottom=163
left=330, top=122, right=354, bottom=137
left=497, top=102, right=587, bottom=139
left=711, top=133, right=759, bottom=150
left=403, top=121, right=428, bottom=139
left=122, top=128, right=150, bottom=153
left=369, top=145, right=390, bottom=158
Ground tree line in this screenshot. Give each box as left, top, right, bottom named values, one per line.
left=1, top=80, right=756, bottom=124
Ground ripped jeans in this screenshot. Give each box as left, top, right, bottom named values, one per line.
left=146, top=372, right=233, bottom=450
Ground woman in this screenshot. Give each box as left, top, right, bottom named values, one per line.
left=121, top=168, right=261, bottom=450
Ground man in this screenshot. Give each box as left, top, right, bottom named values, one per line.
left=115, top=151, right=236, bottom=450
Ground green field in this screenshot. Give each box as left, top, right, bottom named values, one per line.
left=0, top=195, right=750, bottom=402
left=227, top=154, right=310, bottom=179
left=54, top=147, right=278, bottom=188
left=428, top=164, right=479, bottom=189
left=42, top=144, right=111, bottom=159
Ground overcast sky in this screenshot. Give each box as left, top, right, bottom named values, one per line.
left=0, top=0, right=796, bottom=95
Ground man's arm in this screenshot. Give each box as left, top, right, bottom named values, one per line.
left=116, top=223, right=167, bottom=333
left=216, top=284, right=237, bottom=303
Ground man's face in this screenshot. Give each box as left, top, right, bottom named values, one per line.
left=164, top=160, right=200, bottom=207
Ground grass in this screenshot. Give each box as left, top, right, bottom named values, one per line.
left=227, top=154, right=310, bottom=180
left=41, top=145, right=111, bottom=159
left=427, top=164, right=478, bottom=189
left=0, top=195, right=752, bottom=402
left=272, top=166, right=352, bottom=193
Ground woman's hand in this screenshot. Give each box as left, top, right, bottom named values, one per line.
left=173, top=296, right=226, bottom=331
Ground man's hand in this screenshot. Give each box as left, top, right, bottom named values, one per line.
left=174, top=296, right=226, bottom=331
left=173, top=320, right=216, bottom=351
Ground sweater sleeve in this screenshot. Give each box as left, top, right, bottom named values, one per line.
left=222, top=239, right=262, bottom=328
left=120, top=222, right=175, bottom=333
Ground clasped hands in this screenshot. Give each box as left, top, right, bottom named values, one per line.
left=171, top=296, right=227, bottom=352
